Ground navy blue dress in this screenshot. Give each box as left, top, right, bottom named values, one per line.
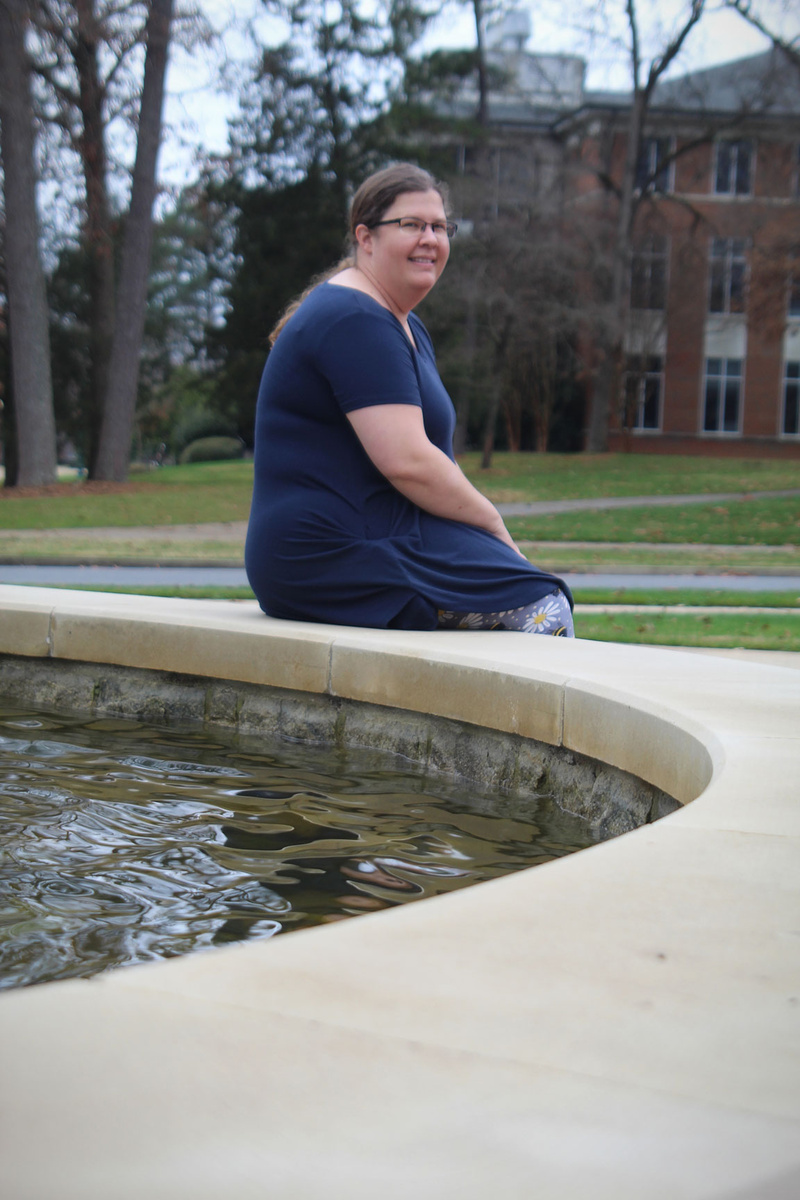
left=245, top=283, right=571, bottom=630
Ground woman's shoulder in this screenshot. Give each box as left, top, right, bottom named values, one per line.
left=298, top=283, right=411, bottom=348
left=312, top=282, right=397, bottom=321
left=285, top=282, right=391, bottom=336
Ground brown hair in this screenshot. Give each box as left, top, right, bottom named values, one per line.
left=269, top=162, right=448, bottom=344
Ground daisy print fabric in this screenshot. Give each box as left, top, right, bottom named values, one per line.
left=437, top=589, right=574, bottom=637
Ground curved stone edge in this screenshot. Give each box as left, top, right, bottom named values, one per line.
left=0, top=584, right=799, bottom=1200
left=0, top=655, right=681, bottom=839
left=0, top=584, right=722, bottom=799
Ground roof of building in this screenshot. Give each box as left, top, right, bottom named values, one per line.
left=651, top=48, right=800, bottom=116
left=433, top=44, right=800, bottom=133
left=485, top=46, right=800, bottom=127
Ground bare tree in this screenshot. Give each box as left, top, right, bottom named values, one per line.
left=584, top=0, right=705, bottom=452
left=32, top=0, right=178, bottom=479
left=0, top=0, right=58, bottom=486
left=724, top=0, right=799, bottom=71
left=35, top=1, right=138, bottom=472
left=471, top=0, right=491, bottom=125
left=93, top=0, right=174, bottom=480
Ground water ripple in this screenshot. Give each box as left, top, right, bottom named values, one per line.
left=0, top=704, right=597, bottom=989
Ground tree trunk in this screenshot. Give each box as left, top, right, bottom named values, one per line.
left=74, top=0, right=116, bottom=476
left=480, top=323, right=510, bottom=468
left=471, top=0, right=489, bottom=125
left=532, top=338, right=556, bottom=453
left=584, top=0, right=705, bottom=451
left=0, top=0, right=58, bottom=487
left=480, top=381, right=500, bottom=468
left=453, top=288, right=477, bottom=454
left=93, top=0, right=174, bottom=481
left=584, top=88, right=645, bottom=452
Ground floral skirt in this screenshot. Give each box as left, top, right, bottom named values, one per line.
left=437, top=587, right=574, bottom=637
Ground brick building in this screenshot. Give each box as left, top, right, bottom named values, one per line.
left=451, top=19, right=800, bottom=457
left=574, top=48, right=800, bottom=457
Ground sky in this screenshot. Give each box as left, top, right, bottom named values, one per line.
left=160, top=0, right=788, bottom=186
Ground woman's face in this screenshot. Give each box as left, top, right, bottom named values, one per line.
left=355, top=189, right=451, bottom=306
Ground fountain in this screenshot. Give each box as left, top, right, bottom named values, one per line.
left=0, top=583, right=798, bottom=1198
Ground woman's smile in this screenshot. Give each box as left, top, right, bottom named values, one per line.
left=357, top=189, right=451, bottom=310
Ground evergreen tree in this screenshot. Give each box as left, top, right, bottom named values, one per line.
left=216, top=0, right=437, bottom=441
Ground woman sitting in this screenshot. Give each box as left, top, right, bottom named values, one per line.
left=245, top=162, right=574, bottom=637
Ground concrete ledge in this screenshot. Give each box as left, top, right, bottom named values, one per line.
left=0, top=584, right=798, bottom=1199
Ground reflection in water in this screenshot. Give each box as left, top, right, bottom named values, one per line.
left=0, top=704, right=598, bottom=989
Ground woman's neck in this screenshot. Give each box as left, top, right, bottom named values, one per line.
left=354, top=263, right=409, bottom=319
left=329, top=263, right=417, bottom=343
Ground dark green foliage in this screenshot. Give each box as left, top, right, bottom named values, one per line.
left=146, top=184, right=236, bottom=373
left=171, top=409, right=239, bottom=458
left=48, top=245, right=94, bottom=465
left=178, top=435, right=245, bottom=464
left=213, top=170, right=350, bottom=440
left=212, top=0, right=411, bottom=442
left=29, top=0, right=592, bottom=462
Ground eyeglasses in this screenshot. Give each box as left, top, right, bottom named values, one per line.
left=371, top=217, right=458, bottom=239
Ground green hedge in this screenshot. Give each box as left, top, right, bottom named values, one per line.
left=172, top=412, right=239, bottom=457
left=178, top=436, right=245, bottom=465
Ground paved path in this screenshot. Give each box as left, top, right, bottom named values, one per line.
left=1, top=487, right=798, bottom=545
left=3, top=563, right=799, bottom=591
left=496, top=487, right=800, bottom=516
left=1, top=488, right=797, bottom=590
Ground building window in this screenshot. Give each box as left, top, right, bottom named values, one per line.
left=789, top=272, right=800, bottom=318
left=709, top=237, right=747, bottom=313
left=625, top=355, right=663, bottom=430
left=704, top=358, right=742, bottom=433
left=783, top=362, right=800, bottom=435
left=636, top=137, right=672, bottom=193
left=714, top=140, right=753, bottom=195
left=630, top=235, right=668, bottom=310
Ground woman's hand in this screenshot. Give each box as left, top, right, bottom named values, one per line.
left=347, top=404, right=526, bottom=555
left=493, top=522, right=528, bottom=559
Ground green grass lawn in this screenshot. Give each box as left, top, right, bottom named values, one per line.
left=576, top=609, right=800, bottom=650
left=2, top=453, right=799, bottom=651
left=574, top=587, right=800, bottom=607
left=520, top=542, right=800, bottom=572
left=1, top=454, right=798, bottom=531
left=506, top=496, right=800, bottom=546
left=459, top=452, right=800, bottom=503
left=0, top=461, right=255, bottom=530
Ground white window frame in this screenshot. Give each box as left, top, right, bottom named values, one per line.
left=788, top=270, right=800, bottom=320
left=781, top=360, right=800, bottom=437
left=702, top=357, right=743, bottom=436
left=630, top=235, right=669, bottom=311
left=708, top=238, right=748, bottom=315
left=625, top=354, right=663, bottom=433
left=713, top=139, right=754, bottom=196
left=636, top=136, right=674, bottom=194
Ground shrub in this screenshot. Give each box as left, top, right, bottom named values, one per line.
left=178, top=436, right=245, bottom=465
left=172, top=410, right=238, bottom=458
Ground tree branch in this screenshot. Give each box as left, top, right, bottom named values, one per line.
left=724, top=0, right=800, bottom=69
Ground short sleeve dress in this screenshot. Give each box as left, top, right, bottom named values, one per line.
left=245, top=283, right=572, bottom=630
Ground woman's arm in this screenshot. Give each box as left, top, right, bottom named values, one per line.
left=347, top=404, right=525, bottom=556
